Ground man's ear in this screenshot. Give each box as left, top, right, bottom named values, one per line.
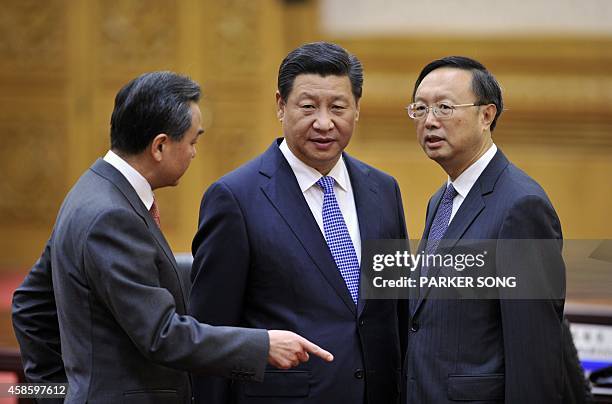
left=355, top=99, right=360, bottom=122
left=481, top=104, right=497, bottom=131
left=275, top=91, right=285, bottom=121
left=150, top=134, right=169, bottom=162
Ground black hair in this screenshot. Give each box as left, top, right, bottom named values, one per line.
left=277, top=41, right=363, bottom=101
left=110, top=71, right=200, bottom=154
left=412, top=56, right=504, bottom=131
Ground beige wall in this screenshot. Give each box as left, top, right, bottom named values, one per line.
left=320, top=0, right=612, bottom=36
left=0, top=0, right=287, bottom=266
left=0, top=0, right=610, bottom=272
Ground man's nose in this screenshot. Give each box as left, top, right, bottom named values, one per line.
left=313, top=111, right=334, bottom=131
left=423, top=107, right=440, bottom=129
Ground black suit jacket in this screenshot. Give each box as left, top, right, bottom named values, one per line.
left=405, top=150, right=565, bottom=403
left=190, top=139, right=409, bottom=404
left=12, top=159, right=269, bottom=403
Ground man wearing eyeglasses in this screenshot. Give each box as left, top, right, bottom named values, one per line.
left=404, top=56, right=565, bottom=403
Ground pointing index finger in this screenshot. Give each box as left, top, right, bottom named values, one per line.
left=303, top=339, right=334, bottom=362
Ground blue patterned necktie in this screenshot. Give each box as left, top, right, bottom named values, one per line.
left=422, top=184, right=458, bottom=277
left=317, top=176, right=360, bottom=305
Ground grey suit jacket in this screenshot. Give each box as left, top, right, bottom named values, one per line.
left=12, top=159, right=269, bottom=404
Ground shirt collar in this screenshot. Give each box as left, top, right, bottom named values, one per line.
left=279, top=139, right=349, bottom=193
left=448, top=143, right=498, bottom=198
left=103, top=150, right=155, bottom=210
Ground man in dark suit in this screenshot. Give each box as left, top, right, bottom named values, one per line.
left=189, top=42, right=408, bottom=404
left=404, top=56, right=565, bottom=403
left=12, top=71, right=332, bottom=403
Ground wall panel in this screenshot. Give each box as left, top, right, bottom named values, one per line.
left=0, top=0, right=609, bottom=268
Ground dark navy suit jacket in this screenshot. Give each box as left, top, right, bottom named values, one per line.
left=190, top=139, right=409, bottom=404
left=405, top=150, right=565, bottom=403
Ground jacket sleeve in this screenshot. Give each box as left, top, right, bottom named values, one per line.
left=497, top=194, right=565, bottom=404
left=392, top=178, right=410, bottom=365
left=189, top=180, right=253, bottom=404
left=83, top=207, right=268, bottom=379
left=11, top=238, right=67, bottom=390
left=392, top=178, right=411, bottom=404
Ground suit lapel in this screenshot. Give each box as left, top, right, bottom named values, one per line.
left=443, top=184, right=486, bottom=243
left=422, top=186, right=445, bottom=243
left=344, top=155, right=380, bottom=318
left=411, top=186, right=444, bottom=315
left=412, top=150, right=510, bottom=317
left=90, top=159, right=187, bottom=311
left=259, top=143, right=357, bottom=316
left=413, top=185, right=485, bottom=314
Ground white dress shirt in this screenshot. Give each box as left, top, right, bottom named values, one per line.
left=279, top=139, right=362, bottom=264
left=448, top=144, right=498, bottom=223
left=103, top=150, right=155, bottom=210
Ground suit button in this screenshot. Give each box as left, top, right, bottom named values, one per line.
left=354, top=369, right=364, bottom=379
left=359, top=319, right=365, bottom=326
left=410, top=321, right=419, bottom=332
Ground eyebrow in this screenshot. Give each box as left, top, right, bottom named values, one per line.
left=298, top=92, right=349, bottom=102
left=298, top=92, right=316, bottom=99
left=415, top=91, right=456, bottom=102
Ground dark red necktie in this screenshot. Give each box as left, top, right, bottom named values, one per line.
left=149, top=198, right=161, bottom=228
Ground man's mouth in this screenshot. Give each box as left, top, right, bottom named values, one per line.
left=425, top=135, right=445, bottom=147
left=311, top=137, right=335, bottom=150
left=312, top=137, right=334, bottom=144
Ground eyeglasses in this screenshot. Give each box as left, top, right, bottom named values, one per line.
left=406, top=102, right=482, bottom=120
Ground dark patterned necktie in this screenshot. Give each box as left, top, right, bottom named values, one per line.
left=422, top=184, right=458, bottom=277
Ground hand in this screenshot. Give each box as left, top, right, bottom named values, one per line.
left=267, top=330, right=334, bottom=369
